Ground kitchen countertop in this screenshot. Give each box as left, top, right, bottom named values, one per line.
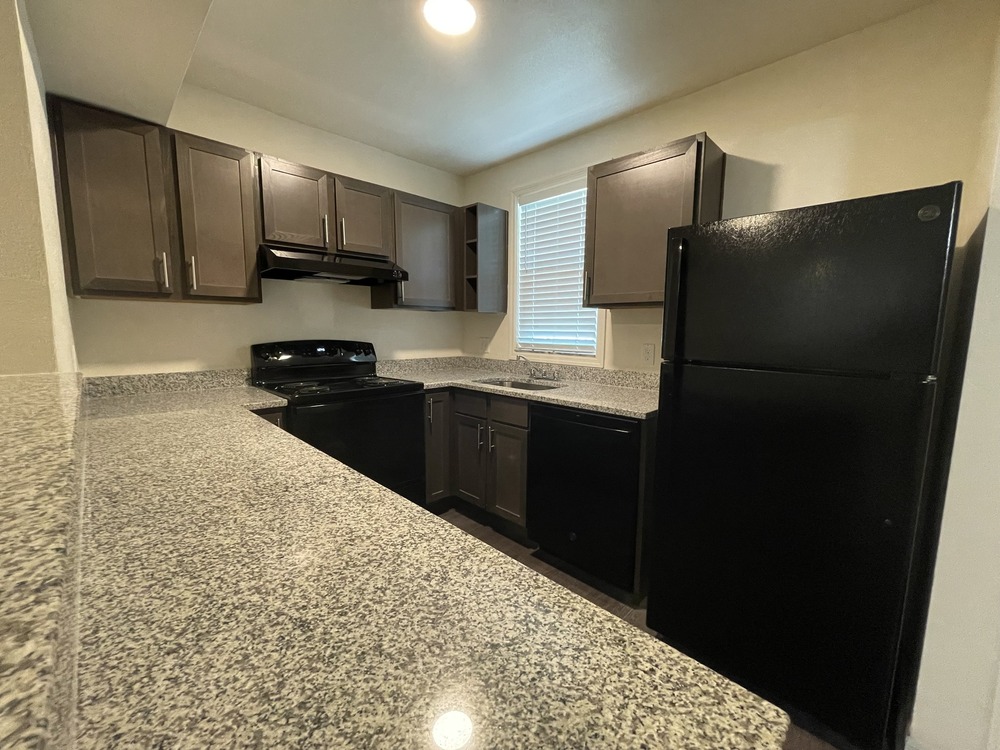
left=379, top=365, right=660, bottom=419
left=1, top=373, right=82, bottom=749
left=10, top=377, right=789, bottom=748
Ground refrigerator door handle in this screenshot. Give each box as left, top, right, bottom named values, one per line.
left=663, top=238, right=685, bottom=359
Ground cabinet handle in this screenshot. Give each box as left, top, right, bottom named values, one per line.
left=322, top=214, right=329, bottom=247
left=189, top=256, right=198, bottom=291
left=477, top=423, right=483, bottom=450
left=160, top=252, right=171, bottom=290
left=340, top=217, right=347, bottom=247
left=427, top=398, right=433, bottom=425
left=584, top=272, right=592, bottom=304
left=488, top=426, right=495, bottom=453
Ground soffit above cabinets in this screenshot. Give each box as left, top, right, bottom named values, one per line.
left=26, top=0, right=933, bottom=175
left=24, top=0, right=213, bottom=124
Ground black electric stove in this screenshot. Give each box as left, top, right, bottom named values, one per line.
left=251, top=340, right=426, bottom=503
left=265, top=375, right=422, bottom=403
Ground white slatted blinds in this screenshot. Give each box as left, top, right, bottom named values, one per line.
left=516, top=186, right=597, bottom=356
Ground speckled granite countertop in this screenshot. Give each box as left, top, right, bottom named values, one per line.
left=6, top=374, right=786, bottom=748
left=378, top=365, right=660, bottom=419
left=1, top=373, right=82, bottom=749
left=69, top=385, right=787, bottom=748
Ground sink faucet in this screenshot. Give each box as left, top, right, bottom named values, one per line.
left=516, top=354, right=559, bottom=381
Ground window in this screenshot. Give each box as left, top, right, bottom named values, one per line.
left=515, top=177, right=600, bottom=359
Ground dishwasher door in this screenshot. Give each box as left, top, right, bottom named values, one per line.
left=527, top=404, right=642, bottom=591
left=287, top=391, right=426, bottom=503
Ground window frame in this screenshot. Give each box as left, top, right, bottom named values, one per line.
left=510, top=172, right=607, bottom=367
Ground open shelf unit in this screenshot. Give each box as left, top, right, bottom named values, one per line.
left=458, top=202, right=507, bottom=313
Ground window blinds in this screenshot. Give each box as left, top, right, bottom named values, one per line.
left=516, top=187, right=597, bottom=356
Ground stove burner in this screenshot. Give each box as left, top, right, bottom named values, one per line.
left=356, top=377, right=401, bottom=388
left=297, top=385, right=334, bottom=395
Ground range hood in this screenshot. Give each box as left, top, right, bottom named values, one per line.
left=258, top=245, right=408, bottom=285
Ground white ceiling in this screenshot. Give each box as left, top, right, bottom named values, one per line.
left=26, top=0, right=933, bottom=175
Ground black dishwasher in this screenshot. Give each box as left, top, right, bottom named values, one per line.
left=527, top=404, right=644, bottom=592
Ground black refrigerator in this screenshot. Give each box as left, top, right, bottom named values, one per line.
left=646, top=182, right=968, bottom=750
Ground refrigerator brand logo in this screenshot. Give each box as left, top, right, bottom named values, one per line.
left=917, top=205, right=941, bottom=222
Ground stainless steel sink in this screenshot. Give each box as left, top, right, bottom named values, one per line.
left=475, top=377, right=564, bottom=391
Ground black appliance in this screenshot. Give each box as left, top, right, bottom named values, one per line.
left=251, top=340, right=426, bottom=503
left=646, top=182, right=969, bottom=750
left=258, top=244, right=409, bottom=284
left=526, top=404, right=651, bottom=598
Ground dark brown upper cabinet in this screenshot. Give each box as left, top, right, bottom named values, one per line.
left=333, top=175, right=394, bottom=258
left=371, top=191, right=457, bottom=310
left=583, top=133, right=725, bottom=307
left=53, top=99, right=175, bottom=297
left=174, top=133, right=260, bottom=301
left=259, top=156, right=332, bottom=249
left=458, top=203, right=507, bottom=313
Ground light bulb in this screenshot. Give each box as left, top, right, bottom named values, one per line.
left=423, top=0, right=476, bottom=36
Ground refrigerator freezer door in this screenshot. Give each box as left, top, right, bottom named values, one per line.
left=663, top=182, right=960, bottom=375
left=648, top=363, right=935, bottom=750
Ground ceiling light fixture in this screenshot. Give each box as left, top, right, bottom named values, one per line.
left=423, top=0, right=476, bottom=36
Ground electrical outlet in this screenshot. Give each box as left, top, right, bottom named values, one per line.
left=641, top=343, right=655, bottom=365
left=480, top=337, right=490, bottom=355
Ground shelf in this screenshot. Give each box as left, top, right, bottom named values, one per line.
left=464, top=205, right=478, bottom=242
left=459, top=202, right=506, bottom=314
left=464, top=277, right=478, bottom=309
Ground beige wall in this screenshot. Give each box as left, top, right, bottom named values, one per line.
left=912, top=20, right=1000, bottom=750
left=68, top=85, right=466, bottom=376
left=0, top=0, right=75, bottom=374
left=462, top=0, right=1000, bottom=373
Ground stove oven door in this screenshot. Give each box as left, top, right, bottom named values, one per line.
left=286, top=390, right=426, bottom=504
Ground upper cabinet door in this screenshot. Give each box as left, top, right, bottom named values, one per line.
left=259, top=156, right=331, bottom=249
left=56, top=101, right=174, bottom=296
left=174, top=133, right=260, bottom=301
left=584, top=134, right=725, bottom=307
left=333, top=175, right=395, bottom=258
left=375, top=192, right=456, bottom=309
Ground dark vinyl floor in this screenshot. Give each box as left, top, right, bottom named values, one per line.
left=438, top=508, right=838, bottom=750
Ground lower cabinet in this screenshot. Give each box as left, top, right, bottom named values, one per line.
left=425, top=390, right=451, bottom=503
left=450, top=391, right=529, bottom=526
left=488, top=421, right=529, bottom=525
left=252, top=407, right=286, bottom=430
left=425, top=388, right=654, bottom=595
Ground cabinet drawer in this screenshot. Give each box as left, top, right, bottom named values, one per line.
left=490, top=396, right=528, bottom=428
left=453, top=390, right=488, bottom=418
